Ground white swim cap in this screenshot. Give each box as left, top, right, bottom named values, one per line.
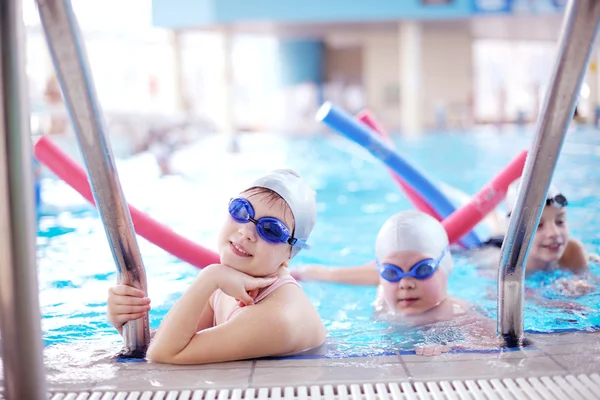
left=505, top=178, right=565, bottom=216
left=246, top=169, right=317, bottom=258
left=375, top=210, right=453, bottom=275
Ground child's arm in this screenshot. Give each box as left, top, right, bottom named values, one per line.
left=560, top=238, right=589, bottom=273
left=146, top=264, right=283, bottom=364
left=149, top=289, right=324, bottom=365
left=293, top=261, right=379, bottom=286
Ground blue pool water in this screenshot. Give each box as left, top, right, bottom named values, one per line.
left=37, top=126, right=600, bottom=358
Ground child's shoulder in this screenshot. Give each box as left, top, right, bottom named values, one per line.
left=560, top=238, right=589, bottom=272
left=260, top=277, right=307, bottom=306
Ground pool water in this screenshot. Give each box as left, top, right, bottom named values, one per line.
left=37, top=126, right=600, bottom=359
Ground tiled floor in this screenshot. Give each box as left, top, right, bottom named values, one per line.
left=26, top=331, right=600, bottom=392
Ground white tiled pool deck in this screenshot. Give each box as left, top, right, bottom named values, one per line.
left=27, top=331, right=599, bottom=394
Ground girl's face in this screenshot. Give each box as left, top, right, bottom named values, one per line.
left=379, top=250, right=449, bottom=316
left=529, top=206, right=569, bottom=267
left=218, top=189, right=294, bottom=277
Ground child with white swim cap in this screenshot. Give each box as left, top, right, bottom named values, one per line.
left=296, top=210, right=496, bottom=355
left=107, top=169, right=326, bottom=364
left=372, top=210, right=462, bottom=318
left=297, top=211, right=471, bottom=317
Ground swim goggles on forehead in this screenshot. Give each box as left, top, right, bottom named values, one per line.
left=228, top=197, right=310, bottom=249
left=377, top=247, right=449, bottom=283
left=547, top=193, right=568, bottom=208
left=507, top=193, right=568, bottom=218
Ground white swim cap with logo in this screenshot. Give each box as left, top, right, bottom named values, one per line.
left=505, top=179, right=563, bottom=216
left=245, top=169, right=317, bottom=258
left=375, top=210, right=453, bottom=275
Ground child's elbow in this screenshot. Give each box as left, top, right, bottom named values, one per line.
left=146, top=346, right=176, bottom=364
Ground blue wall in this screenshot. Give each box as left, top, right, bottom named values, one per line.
left=470, top=0, right=512, bottom=14
left=153, top=0, right=566, bottom=29
left=212, top=0, right=473, bottom=23
left=471, top=0, right=566, bottom=14
left=153, top=0, right=474, bottom=29
left=277, top=40, right=324, bottom=86
left=152, top=0, right=216, bottom=28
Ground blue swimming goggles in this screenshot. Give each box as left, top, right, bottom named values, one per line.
left=377, top=247, right=449, bottom=283
left=228, top=197, right=310, bottom=249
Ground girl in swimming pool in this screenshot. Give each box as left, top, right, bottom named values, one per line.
left=370, top=211, right=470, bottom=321
left=106, top=169, right=326, bottom=364
left=297, top=210, right=465, bottom=316
left=475, top=179, right=597, bottom=300
left=479, top=179, right=593, bottom=275
left=298, top=210, right=498, bottom=355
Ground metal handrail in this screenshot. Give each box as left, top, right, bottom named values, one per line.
left=0, top=0, right=48, bottom=397
left=36, top=0, right=151, bottom=356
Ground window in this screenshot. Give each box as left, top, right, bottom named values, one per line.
left=473, top=39, right=556, bottom=123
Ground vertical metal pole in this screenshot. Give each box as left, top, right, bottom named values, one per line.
left=0, top=0, right=48, bottom=397
left=498, top=0, right=600, bottom=346
left=35, top=0, right=150, bottom=356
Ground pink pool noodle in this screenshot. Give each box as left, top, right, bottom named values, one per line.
left=34, top=136, right=220, bottom=269
left=442, top=149, right=528, bottom=245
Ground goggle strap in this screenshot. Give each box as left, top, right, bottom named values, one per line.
left=289, top=237, right=311, bottom=250
left=434, top=246, right=449, bottom=266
